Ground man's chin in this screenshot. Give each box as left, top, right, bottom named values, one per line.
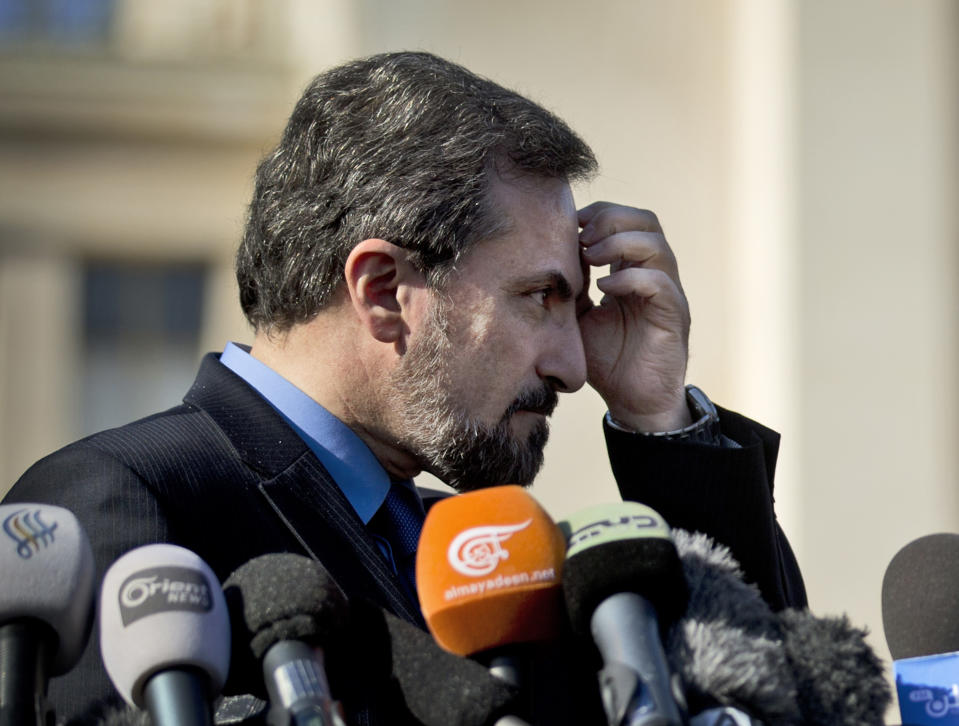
left=405, top=411, right=551, bottom=493
left=508, top=410, right=549, bottom=437
left=423, top=457, right=538, bottom=493
left=438, top=432, right=549, bottom=493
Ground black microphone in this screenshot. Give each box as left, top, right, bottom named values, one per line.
left=882, top=533, right=959, bottom=725
left=560, top=501, right=688, bottom=726
left=346, top=598, right=521, bottom=726
left=222, top=553, right=349, bottom=726
left=882, top=532, right=959, bottom=661
left=0, top=503, right=95, bottom=726
left=99, top=543, right=231, bottom=726
left=223, top=551, right=520, bottom=726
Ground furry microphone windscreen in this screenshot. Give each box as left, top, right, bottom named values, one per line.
left=779, top=609, right=890, bottom=726
left=669, top=529, right=890, bottom=726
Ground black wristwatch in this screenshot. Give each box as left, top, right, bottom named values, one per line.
left=606, top=385, right=722, bottom=444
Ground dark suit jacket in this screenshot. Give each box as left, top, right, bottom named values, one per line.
left=4, top=352, right=804, bottom=724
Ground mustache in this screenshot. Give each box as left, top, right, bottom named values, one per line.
left=502, top=385, right=559, bottom=421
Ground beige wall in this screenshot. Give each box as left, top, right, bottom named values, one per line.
left=1, top=2, right=956, bottom=721
left=797, top=0, right=959, bottom=687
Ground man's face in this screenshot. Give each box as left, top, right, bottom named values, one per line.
left=389, top=174, right=588, bottom=491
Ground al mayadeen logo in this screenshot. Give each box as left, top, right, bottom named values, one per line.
left=443, top=518, right=557, bottom=601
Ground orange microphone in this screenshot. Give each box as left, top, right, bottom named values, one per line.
left=415, top=485, right=566, bottom=663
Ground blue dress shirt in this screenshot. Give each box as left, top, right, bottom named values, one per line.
left=220, top=342, right=420, bottom=574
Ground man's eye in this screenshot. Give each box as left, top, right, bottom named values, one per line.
left=530, top=288, right=552, bottom=306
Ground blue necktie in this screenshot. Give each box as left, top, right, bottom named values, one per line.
left=375, top=483, right=425, bottom=604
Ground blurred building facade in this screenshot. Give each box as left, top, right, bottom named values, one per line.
left=0, top=1, right=956, bottom=719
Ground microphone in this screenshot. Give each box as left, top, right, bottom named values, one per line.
left=416, top=485, right=567, bottom=720
left=559, top=501, right=688, bottom=726
left=346, top=599, right=522, bottom=726
left=222, top=552, right=348, bottom=726
left=670, top=528, right=888, bottom=726
left=688, top=706, right=764, bottom=725
left=882, top=533, right=959, bottom=661
left=882, top=533, right=959, bottom=725
left=99, top=543, right=230, bottom=726
left=0, top=502, right=95, bottom=726
left=223, top=551, right=519, bottom=726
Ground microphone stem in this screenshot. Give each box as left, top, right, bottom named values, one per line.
left=479, top=649, right=532, bottom=722
left=263, top=640, right=337, bottom=726
left=487, top=654, right=523, bottom=689
left=0, top=620, right=51, bottom=726
left=591, top=592, right=684, bottom=726
left=143, top=668, right=213, bottom=726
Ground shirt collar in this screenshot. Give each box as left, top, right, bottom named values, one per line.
left=220, top=341, right=392, bottom=523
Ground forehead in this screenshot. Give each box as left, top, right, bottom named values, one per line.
left=456, top=175, right=581, bottom=289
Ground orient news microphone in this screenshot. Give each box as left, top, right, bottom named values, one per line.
left=560, top=501, right=688, bottom=726
left=99, top=543, right=230, bottom=726
left=416, top=485, right=566, bottom=718
left=222, top=553, right=347, bottom=726
left=882, top=533, right=959, bottom=725
left=0, top=503, right=95, bottom=726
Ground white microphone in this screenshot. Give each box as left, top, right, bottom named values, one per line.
left=0, top=503, right=95, bottom=726
left=99, top=544, right=230, bottom=726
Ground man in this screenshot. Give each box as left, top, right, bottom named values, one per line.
left=4, top=51, right=804, bottom=723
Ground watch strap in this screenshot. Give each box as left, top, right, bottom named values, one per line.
left=606, top=385, right=722, bottom=444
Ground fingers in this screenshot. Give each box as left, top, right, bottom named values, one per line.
left=578, top=202, right=680, bottom=285
left=594, top=267, right=689, bottom=325
left=582, top=230, right=679, bottom=279
left=578, top=202, right=662, bottom=238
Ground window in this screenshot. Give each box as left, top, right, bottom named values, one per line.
left=0, top=0, right=114, bottom=47
left=81, top=260, right=206, bottom=434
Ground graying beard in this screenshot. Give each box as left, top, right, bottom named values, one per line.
left=389, top=301, right=547, bottom=491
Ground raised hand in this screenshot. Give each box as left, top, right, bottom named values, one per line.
left=576, top=202, right=691, bottom=432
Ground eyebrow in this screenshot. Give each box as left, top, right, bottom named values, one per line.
left=511, top=271, right=580, bottom=300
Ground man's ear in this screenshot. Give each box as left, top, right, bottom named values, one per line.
left=344, top=239, right=425, bottom=344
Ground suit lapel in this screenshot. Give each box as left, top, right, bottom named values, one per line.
left=184, top=352, right=425, bottom=627
left=259, top=455, right=426, bottom=627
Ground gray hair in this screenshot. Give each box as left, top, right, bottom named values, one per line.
left=236, top=51, right=597, bottom=332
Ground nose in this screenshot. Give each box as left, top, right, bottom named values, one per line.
left=537, top=313, right=587, bottom=393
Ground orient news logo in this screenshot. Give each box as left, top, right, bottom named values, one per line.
left=118, top=566, right=213, bottom=626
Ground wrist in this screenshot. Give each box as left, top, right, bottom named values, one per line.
left=607, top=392, right=690, bottom=434
left=606, top=385, right=721, bottom=443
